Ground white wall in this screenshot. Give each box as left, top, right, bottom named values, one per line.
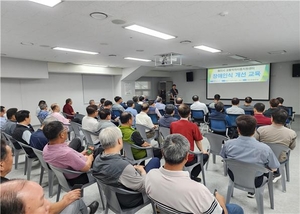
left=171, top=61, right=300, bottom=113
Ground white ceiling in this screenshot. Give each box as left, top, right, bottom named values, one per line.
left=1, top=1, right=300, bottom=71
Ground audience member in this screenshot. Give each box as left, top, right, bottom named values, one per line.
left=174, top=97, right=183, bottom=108
left=36, top=100, right=46, bottom=116
left=0, top=139, right=13, bottom=183
left=125, top=100, right=138, bottom=126
left=103, top=100, right=119, bottom=126
left=209, top=101, right=231, bottom=127
left=82, top=105, right=101, bottom=145
left=1, top=107, right=18, bottom=135
left=37, top=103, right=50, bottom=122
left=50, top=103, right=70, bottom=125
left=119, top=112, right=161, bottom=160
left=148, top=100, right=162, bottom=118
left=29, top=116, right=57, bottom=150
left=263, top=98, right=279, bottom=118
left=145, top=134, right=244, bottom=214
left=208, top=94, right=221, bottom=109
left=0, top=179, right=99, bottom=214
left=138, top=95, right=145, bottom=105
left=92, top=126, right=160, bottom=209
left=220, top=115, right=280, bottom=198
left=254, top=108, right=297, bottom=163
left=276, top=97, right=289, bottom=114
left=253, top=103, right=271, bottom=126
left=158, top=104, right=178, bottom=128
left=98, top=98, right=106, bottom=110
left=133, top=96, right=142, bottom=113
left=63, top=98, right=76, bottom=119
left=190, top=95, right=209, bottom=115
left=136, top=103, right=158, bottom=139
left=240, top=96, right=254, bottom=111
left=155, top=97, right=166, bottom=110
left=89, top=99, right=95, bottom=105
left=97, top=109, right=116, bottom=131
left=170, top=104, right=209, bottom=182
left=112, top=96, right=125, bottom=112
left=43, top=121, right=98, bottom=186
left=0, top=106, right=7, bottom=129
left=12, top=110, right=35, bottom=145
left=226, top=97, right=245, bottom=115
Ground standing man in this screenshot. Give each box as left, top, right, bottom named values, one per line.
left=169, top=84, right=178, bottom=104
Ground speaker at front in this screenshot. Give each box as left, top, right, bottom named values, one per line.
left=186, top=72, right=194, bottom=82
left=292, top=64, right=300, bottom=77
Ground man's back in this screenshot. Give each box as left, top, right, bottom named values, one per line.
left=158, top=115, right=177, bottom=128
left=30, top=129, right=48, bottom=150
left=145, top=167, right=222, bottom=214
left=226, top=106, right=245, bottom=115
left=190, top=101, right=208, bottom=114
left=82, top=116, right=100, bottom=144
left=2, top=120, right=17, bottom=136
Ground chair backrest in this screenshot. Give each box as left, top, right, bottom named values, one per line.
left=48, top=164, right=73, bottom=191
left=112, top=110, right=122, bottom=118
left=62, top=112, right=74, bottom=118
left=209, top=118, right=227, bottom=132
left=135, top=124, right=149, bottom=141
left=226, top=114, right=241, bottom=127
left=191, top=110, right=205, bottom=120
left=159, top=127, right=170, bottom=140
left=150, top=198, right=186, bottom=214
left=122, top=142, right=136, bottom=161
left=244, top=110, right=254, bottom=115
left=264, top=143, right=290, bottom=163
left=37, top=116, right=44, bottom=124
left=2, top=132, right=21, bottom=150
left=148, top=113, right=158, bottom=124
left=75, top=113, right=85, bottom=121
left=203, top=132, right=227, bottom=155
left=208, top=108, right=217, bottom=114
left=225, top=159, right=270, bottom=190
left=81, top=129, right=97, bottom=146
left=32, top=147, right=51, bottom=171
left=95, top=178, right=144, bottom=213
left=17, top=141, right=36, bottom=158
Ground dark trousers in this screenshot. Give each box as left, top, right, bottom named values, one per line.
left=185, top=153, right=209, bottom=178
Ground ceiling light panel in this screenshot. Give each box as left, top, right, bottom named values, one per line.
left=229, top=55, right=247, bottom=60
left=29, top=0, right=61, bottom=7
left=53, top=47, right=99, bottom=55
left=125, top=25, right=176, bottom=40
left=193, top=45, right=221, bottom=53
left=124, top=57, right=151, bottom=62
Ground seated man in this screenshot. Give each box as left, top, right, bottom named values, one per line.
left=30, top=116, right=58, bottom=150
left=220, top=115, right=280, bottom=198
left=240, top=96, right=254, bottom=111
left=133, top=96, right=142, bottom=113
left=148, top=100, right=162, bottom=119
left=276, top=97, right=289, bottom=114
left=35, top=100, right=46, bottom=117
left=190, top=95, right=209, bottom=115
left=125, top=100, right=138, bottom=126
left=12, top=110, right=35, bottom=145
left=82, top=105, right=101, bottom=145
left=254, top=108, right=297, bottom=163
left=51, top=103, right=70, bottom=125
left=37, top=103, right=50, bottom=122
left=155, top=97, right=166, bottom=111
left=92, top=126, right=160, bottom=209
left=98, top=98, right=106, bottom=110
left=263, top=98, right=279, bottom=118
left=226, top=97, right=245, bottom=115
left=158, top=104, right=178, bottom=128
left=209, top=102, right=231, bottom=135
left=119, top=112, right=162, bottom=160
left=98, top=109, right=116, bottom=131
left=103, top=100, right=119, bottom=126
left=2, top=107, right=18, bottom=135
left=0, top=139, right=99, bottom=214
left=0, top=106, right=7, bottom=129
left=136, top=103, right=158, bottom=139
left=112, top=96, right=125, bottom=112
left=89, top=99, right=95, bottom=105
left=208, top=94, right=221, bottom=109
left=63, top=98, right=76, bottom=119
left=170, top=104, right=209, bottom=182
left=253, top=103, right=271, bottom=126
left=43, top=121, right=97, bottom=186
left=145, top=134, right=244, bottom=214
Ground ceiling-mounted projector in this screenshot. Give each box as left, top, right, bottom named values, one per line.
left=154, top=52, right=182, bottom=67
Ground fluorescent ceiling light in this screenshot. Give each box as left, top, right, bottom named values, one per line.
left=125, top=25, right=175, bottom=40
left=83, top=64, right=107, bottom=68
left=193, top=45, right=221, bottom=53
left=249, top=60, right=262, bottom=64
left=29, top=0, right=61, bottom=7
left=53, top=47, right=99, bottom=55
left=124, top=57, right=151, bottom=62
left=229, top=55, right=247, bottom=60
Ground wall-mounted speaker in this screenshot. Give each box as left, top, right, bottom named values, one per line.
left=292, top=64, right=300, bottom=77
left=186, top=71, right=194, bottom=82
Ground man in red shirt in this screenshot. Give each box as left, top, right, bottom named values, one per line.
left=253, top=103, right=271, bottom=126
left=63, top=98, right=76, bottom=119
left=170, top=104, right=209, bottom=182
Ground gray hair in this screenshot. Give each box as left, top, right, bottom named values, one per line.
left=99, top=126, right=122, bottom=149
left=42, top=116, right=58, bottom=126
left=163, top=134, right=190, bottom=165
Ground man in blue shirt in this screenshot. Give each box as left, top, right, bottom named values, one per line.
left=158, top=104, right=178, bottom=128
left=125, top=100, right=138, bottom=127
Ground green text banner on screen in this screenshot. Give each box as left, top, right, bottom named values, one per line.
left=206, top=64, right=270, bottom=100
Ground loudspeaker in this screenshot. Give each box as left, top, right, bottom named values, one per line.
left=292, top=64, right=300, bottom=77
left=186, top=72, right=194, bottom=82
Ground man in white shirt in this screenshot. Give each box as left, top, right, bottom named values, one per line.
left=226, top=97, right=245, bottom=115
left=190, top=95, right=209, bottom=115
left=136, top=103, right=158, bottom=139
left=82, top=105, right=101, bottom=145
left=145, top=134, right=244, bottom=214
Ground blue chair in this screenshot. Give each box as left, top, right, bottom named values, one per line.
left=191, top=110, right=205, bottom=124
left=208, top=118, right=229, bottom=138
left=112, top=109, right=122, bottom=118
left=226, top=114, right=241, bottom=127
left=148, top=113, right=158, bottom=125
left=285, top=106, right=295, bottom=128
left=208, top=107, right=217, bottom=114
